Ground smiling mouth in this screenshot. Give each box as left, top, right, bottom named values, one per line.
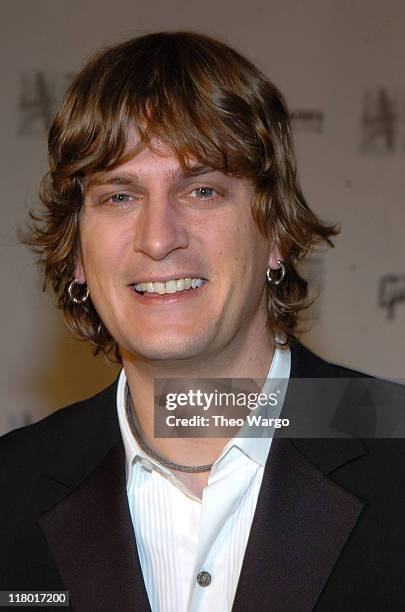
left=132, top=277, right=207, bottom=296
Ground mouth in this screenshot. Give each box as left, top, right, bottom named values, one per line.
left=131, top=277, right=208, bottom=297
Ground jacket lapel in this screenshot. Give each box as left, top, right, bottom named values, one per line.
left=231, top=437, right=364, bottom=612
left=232, top=342, right=367, bottom=611
left=38, top=443, right=150, bottom=612
left=35, top=382, right=151, bottom=612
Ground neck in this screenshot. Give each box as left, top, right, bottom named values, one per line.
left=121, top=326, right=275, bottom=468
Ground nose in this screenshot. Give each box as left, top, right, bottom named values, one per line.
left=132, top=195, right=189, bottom=260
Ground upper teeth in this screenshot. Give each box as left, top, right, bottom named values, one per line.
left=134, top=277, right=205, bottom=294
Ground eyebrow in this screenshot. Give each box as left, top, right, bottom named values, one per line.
left=86, top=165, right=221, bottom=188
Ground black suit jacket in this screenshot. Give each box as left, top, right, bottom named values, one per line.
left=1, top=342, right=405, bottom=611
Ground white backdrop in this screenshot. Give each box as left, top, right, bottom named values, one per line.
left=1, top=0, right=404, bottom=433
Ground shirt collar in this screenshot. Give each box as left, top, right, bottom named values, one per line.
left=117, top=368, right=150, bottom=486
left=217, top=344, right=291, bottom=467
left=117, top=344, right=291, bottom=484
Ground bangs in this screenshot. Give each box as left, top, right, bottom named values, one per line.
left=52, top=32, right=276, bottom=183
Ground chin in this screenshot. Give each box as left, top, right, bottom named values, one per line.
left=124, top=333, right=212, bottom=362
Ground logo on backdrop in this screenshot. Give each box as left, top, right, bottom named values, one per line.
left=18, top=71, right=73, bottom=136
left=378, top=274, right=405, bottom=320
left=360, top=88, right=404, bottom=154
left=291, top=109, right=324, bottom=133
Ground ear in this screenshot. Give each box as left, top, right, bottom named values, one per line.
left=74, top=254, right=86, bottom=285
left=268, top=246, right=284, bottom=270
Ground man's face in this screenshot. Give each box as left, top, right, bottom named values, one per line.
left=76, top=143, right=278, bottom=363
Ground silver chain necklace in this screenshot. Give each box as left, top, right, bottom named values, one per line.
left=126, top=389, right=214, bottom=473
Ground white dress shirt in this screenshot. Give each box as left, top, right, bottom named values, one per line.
left=117, top=346, right=291, bottom=612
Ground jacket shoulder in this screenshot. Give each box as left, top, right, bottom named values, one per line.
left=0, top=380, right=119, bottom=476
left=290, top=340, right=371, bottom=379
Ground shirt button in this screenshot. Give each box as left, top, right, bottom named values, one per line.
left=196, top=571, right=212, bottom=587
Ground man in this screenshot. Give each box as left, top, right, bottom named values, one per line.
left=1, top=31, right=404, bottom=611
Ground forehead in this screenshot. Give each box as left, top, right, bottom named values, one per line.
left=112, top=142, right=199, bottom=177
left=85, top=138, right=243, bottom=188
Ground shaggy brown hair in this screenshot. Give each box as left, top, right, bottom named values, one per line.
left=24, top=31, right=339, bottom=361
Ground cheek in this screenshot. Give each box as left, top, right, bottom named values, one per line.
left=80, top=222, right=129, bottom=280
left=209, top=222, right=268, bottom=309
left=229, top=220, right=268, bottom=273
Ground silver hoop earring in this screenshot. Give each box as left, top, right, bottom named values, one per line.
left=68, top=279, right=89, bottom=304
left=266, top=260, right=286, bottom=286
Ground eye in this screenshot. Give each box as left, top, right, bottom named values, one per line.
left=191, top=186, right=217, bottom=200
left=109, top=193, right=133, bottom=204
